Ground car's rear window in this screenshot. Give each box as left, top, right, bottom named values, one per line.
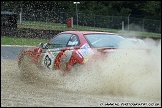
left=84, top=34, right=126, bottom=48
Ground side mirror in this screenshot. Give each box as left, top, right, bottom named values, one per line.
left=39, top=43, right=48, bottom=49
left=39, top=43, right=44, bottom=48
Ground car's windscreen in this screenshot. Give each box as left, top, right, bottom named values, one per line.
left=84, top=34, right=126, bottom=48
left=47, top=33, right=72, bottom=49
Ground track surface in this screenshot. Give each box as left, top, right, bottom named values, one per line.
left=1, top=45, right=161, bottom=107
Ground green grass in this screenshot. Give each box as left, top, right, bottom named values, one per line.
left=1, top=36, right=47, bottom=46
left=2, top=20, right=160, bottom=46
left=18, top=20, right=161, bottom=38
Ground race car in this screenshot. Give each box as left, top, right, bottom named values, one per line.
left=18, top=31, right=133, bottom=74
left=126, top=38, right=146, bottom=47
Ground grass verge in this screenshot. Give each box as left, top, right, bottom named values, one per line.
left=17, top=20, right=161, bottom=38
left=1, top=36, right=47, bottom=46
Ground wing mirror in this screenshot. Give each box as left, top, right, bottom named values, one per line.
left=39, top=43, right=48, bottom=49
left=39, top=43, right=44, bottom=48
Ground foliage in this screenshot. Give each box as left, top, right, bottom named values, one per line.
left=1, top=1, right=161, bottom=20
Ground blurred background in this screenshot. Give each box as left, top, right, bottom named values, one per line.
left=1, top=1, right=161, bottom=33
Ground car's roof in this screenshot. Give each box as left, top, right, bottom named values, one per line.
left=61, top=31, right=116, bottom=35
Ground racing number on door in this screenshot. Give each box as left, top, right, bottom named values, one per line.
left=44, top=55, right=51, bottom=69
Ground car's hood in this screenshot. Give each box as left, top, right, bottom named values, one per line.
left=21, top=46, right=41, bottom=53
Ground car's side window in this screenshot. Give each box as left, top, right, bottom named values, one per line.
left=48, top=33, right=72, bottom=49
left=67, top=34, right=80, bottom=47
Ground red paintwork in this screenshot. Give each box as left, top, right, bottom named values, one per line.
left=18, top=31, right=117, bottom=72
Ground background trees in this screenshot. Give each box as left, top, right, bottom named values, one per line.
left=1, top=1, right=161, bottom=20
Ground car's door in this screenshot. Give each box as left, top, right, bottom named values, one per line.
left=38, top=33, right=73, bottom=70
left=59, top=34, right=81, bottom=71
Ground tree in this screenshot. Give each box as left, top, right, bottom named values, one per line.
left=1, top=1, right=161, bottom=20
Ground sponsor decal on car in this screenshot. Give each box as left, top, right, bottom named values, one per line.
left=78, top=43, right=93, bottom=63
left=59, top=50, right=72, bottom=70
left=78, top=43, right=90, bottom=57
left=68, top=41, right=78, bottom=46
left=76, top=50, right=82, bottom=58
left=41, top=49, right=58, bottom=70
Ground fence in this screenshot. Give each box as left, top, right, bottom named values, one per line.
left=1, top=7, right=161, bottom=33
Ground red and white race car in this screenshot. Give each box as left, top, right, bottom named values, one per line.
left=18, top=31, right=133, bottom=73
